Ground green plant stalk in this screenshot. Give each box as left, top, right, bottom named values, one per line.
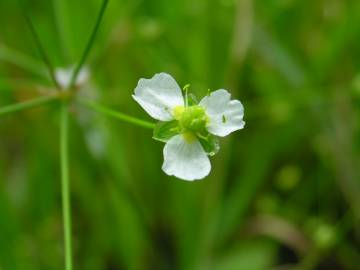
left=0, top=44, right=48, bottom=78
left=79, top=98, right=155, bottom=130
left=60, top=103, right=73, bottom=270
left=52, top=0, right=72, bottom=62
left=17, top=0, right=60, bottom=89
left=69, top=0, right=109, bottom=88
left=0, top=95, right=56, bottom=116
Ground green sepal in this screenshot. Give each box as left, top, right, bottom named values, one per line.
left=198, top=133, right=220, bottom=156
left=153, top=120, right=180, bottom=142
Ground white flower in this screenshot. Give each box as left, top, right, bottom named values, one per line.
left=133, top=73, right=245, bottom=181
left=55, top=66, right=89, bottom=89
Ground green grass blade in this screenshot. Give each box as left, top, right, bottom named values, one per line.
left=17, top=0, right=60, bottom=89
left=0, top=44, right=48, bottom=79
left=60, top=103, right=73, bottom=270
left=0, top=95, right=56, bottom=116
left=69, top=0, right=109, bottom=88
left=52, top=0, right=72, bottom=62
left=79, top=98, right=155, bottom=130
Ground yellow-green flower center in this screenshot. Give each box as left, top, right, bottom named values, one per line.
left=173, top=105, right=209, bottom=135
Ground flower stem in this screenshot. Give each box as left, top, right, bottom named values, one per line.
left=52, top=0, right=72, bottom=62
left=0, top=95, right=56, bottom=116
left=69, top=0, right=109, bottom=88
left=0, top=44, right=48, bottom=79
left=60, top=103, right=73, bottom=270
left=17, top=0, right=60, bottom=89
left=79, top=98, right=156, bottom=130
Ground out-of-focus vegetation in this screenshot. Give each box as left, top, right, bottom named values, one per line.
left=1, top=0, right=360, bottom=269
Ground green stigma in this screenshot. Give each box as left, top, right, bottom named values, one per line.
left=173, top=105, right=209, bottom=133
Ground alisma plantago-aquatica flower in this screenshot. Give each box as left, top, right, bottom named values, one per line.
left=133, top=73, right=245, bottom=181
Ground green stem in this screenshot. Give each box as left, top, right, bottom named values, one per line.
left=52, top=0, right=72, bottom=62
left=0, top=44, right=48, bottom=79
left=0, top=95, right=56, bottom=116
left=0, top=77, right=40, bottom=90
left=17, top=0, right=60, bottom=89
left=69, top=0, right=109, bottom=88
left=79, top=98, right=155, bottom=130
left=60, top=103, right=73, bottom=270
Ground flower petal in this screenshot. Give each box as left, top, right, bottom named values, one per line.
left=55, top=67, right=89, bottom=89
left=133, top=73, right=184, bottom=121
left=162, top=134, right=211, bottom=181
left=199, top=89, right=245, bottom=137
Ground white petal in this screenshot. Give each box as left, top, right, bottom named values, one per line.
left=162, top=135, right=211, bottom=181
left=199, top=89, right=245, bottom=137
left=55, top=66, right=89, bottom=89
left=55, top=68, right=72, bottom=89
left=76, top=68, right=89, bottom=86
left=133, top=73, right=184, bottom=121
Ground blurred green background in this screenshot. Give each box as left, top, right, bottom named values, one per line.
left=1, top=0, right=360, bottom=269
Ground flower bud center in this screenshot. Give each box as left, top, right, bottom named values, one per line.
left=174, top=105, right=208, bottom=132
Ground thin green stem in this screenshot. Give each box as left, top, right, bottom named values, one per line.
left=52, top=0, right=72, bottom=62
left=69, top=0, right=109, bottom=88
left=60, top=103, right=73, bottom=270
left=0, top=95, right=56, bottom=116
left=17, top=0, right=60, bottom=89
left=79, top=98, right=156, bottom=130
left=0, top=44, right=48, bottom=79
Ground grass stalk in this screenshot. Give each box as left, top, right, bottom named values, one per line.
left=79, top=98, right=155, bottom=130
left=60, top=103, right=73, bottom=270
left=52, top=0, right=72, bottom=62
left=0, top=95, right=56, bottom=116
left=69, top=0, right=109, bottom=88
left=17, top=0, right=60, bottom=89
left=0, top=44, right=48, bottom=79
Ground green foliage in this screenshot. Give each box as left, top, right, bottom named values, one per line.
left=198, top=134, right=219, bottom=156
left=153, top=120, right=179, bottom=142
left=213, top=240, right=276, bottom=270
left=1, top=0, right=360, bottom=269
